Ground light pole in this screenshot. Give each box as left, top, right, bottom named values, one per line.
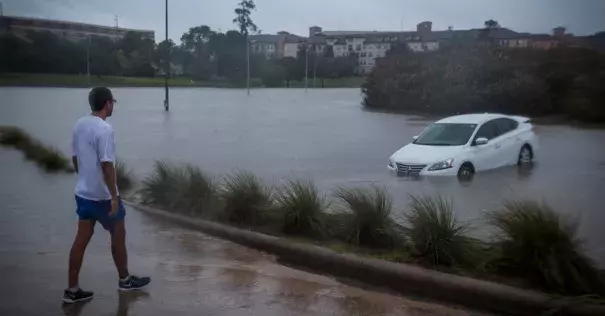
left=304, top=43, right=309, bottom=92
left=164, top=0, right=169, bottom=111
left=246, top=37, right=252, bottom=96
left=313, top=47, right=317, bottom=88
left=86, top=35, right=91, bottom=87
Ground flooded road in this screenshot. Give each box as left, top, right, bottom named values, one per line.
left=2, top=87, right=604, bottom=265
left=0, top=150, right=485, bottom=316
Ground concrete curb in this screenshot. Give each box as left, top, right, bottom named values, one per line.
left=124, top=201, right=605, bottom=316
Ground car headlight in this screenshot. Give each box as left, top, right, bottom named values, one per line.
left=388, top=158, right=395, bottom=168
left=428, top=158, right=454, bottom=171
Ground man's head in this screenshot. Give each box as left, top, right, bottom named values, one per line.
left=88, top=87, right=116, bottom=117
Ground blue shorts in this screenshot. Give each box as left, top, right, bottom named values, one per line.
left=75, top=195, right=126, bottom=231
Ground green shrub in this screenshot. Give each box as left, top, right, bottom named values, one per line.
left=487, top=199, right=605, bottom=296
left=405, top=195, right=480, bottom=268
left=276, top=180, right=328, bottom=237
left=175, top=165, right=216, bottom=216
left=115, top=159, right=134, bottom=193
left=0, top=126, right=31, bottom=147
left=140, top=161, right=181, bottom=208
left=140, top=161, right=216, bottom=216
left=362, top=46, right=605, bottom=123
left=334, top=186, right=403, bottom=249
left=37, top=147, right=71, bottom=172
left=0, top=126, right=72, bottom=172
left=219, top=171, right=273, bottom=226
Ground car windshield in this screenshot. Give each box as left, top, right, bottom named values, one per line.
left=413, top=123, right=477, bottom=146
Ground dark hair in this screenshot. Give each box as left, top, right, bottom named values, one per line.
left=88, top=87, right=114, bottom=111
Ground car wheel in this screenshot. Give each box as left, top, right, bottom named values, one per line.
left=518, top=145, right=533, bottom=165
left=457, top=163, right=475, bottom=181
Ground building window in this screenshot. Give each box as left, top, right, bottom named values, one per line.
left=360, top=52, right=366, bottom=57
left=348, top=45, right=353, bottom=51
left=368, top=52, right=373, bottom=57
left=356, top=45, right=361, bottom=51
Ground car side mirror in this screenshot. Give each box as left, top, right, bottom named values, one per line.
left=475, top=137, right=489, bottom=145
left=412, top=135, right=419, bottom=140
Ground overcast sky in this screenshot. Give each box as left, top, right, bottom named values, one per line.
left=4, top=0, right=605, bottom=41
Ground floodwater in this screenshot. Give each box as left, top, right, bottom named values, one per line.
left=0, top=87, right=603, bottom=312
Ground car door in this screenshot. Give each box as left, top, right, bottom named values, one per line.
left=493, top=118, right=521, bottom=167
left=469, top=120, right=503, bottom=171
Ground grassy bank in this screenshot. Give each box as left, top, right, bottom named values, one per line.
left=0, top=73, right=262, bottom=88
left=0, top=73, right=364, bottom=88
left=0, top=126, right=73, bottom=172
left=135, top=160, right=605, bottom=299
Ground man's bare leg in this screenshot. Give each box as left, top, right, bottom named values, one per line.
left=110, top=217, right=151, bottom=291
left=68, top=220, right=95, bottom=289
left=110, top=221, right=129, bottom=279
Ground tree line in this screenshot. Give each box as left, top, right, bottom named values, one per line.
left=0, top=0, right=357, bottom=87
left=362, top=43, right=605, bottom=123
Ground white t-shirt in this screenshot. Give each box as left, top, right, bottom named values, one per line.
left=71, top=115, right=119, bottom=201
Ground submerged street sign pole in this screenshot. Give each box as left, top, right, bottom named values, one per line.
left=164, top=0, right=170, bottom=111
left=246, top=35, right=250, bottom=96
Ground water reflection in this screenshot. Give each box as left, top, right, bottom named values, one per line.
left=116, top=291, right=151, bottom=316
left=61, top=301, right=91, bottom=316
left=218, top=266, right=259, bottom=291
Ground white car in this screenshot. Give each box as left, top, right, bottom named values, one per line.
left=387, top=113, right=538, bottom=178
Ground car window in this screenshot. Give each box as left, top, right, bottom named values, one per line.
left=494, top=118, right=518, bottom=135
left=414, top=123, right=478, bottom=146
left=474, top=120, right=500, bottom=141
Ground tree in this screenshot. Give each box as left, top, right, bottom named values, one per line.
left=155, top=39, right=176, bottom=76
left=480, top=20, right=501, bottom=42
left=259, top=60, right=286, bottom=87
left=180, top=25, right=214, bottom=51
left=233, top=0, right=257, bottom=37
left=279, top=56, right=301, bottom=87
left=484, top=19, right=500, bottom=29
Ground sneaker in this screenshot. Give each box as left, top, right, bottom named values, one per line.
left=62, top=289, right=94, bottom=304
left=118, top=275, right=151, bottom=291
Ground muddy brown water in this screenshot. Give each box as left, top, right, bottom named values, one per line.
left=0, top=87, right=604, bottom=314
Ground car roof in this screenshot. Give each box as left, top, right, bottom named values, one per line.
left=435, top=113, right=509, bottom=125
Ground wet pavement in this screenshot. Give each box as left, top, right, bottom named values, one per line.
left=0, top=149, right=486, bottom=316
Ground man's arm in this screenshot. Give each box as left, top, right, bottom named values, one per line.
left=101, top=162, right=118, bottom=200
left=97, top=127, right=119, bottom=214
left=72, top=156, right=78, bottom=173
left=71, top=135, right=78, bottom=173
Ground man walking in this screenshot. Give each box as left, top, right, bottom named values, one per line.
left=63, top=87, right=150, bottom=304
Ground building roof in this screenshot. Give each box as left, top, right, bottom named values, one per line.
left=248, top=34, right=279, bottom=43
left=320, top=30, right=404, bottom=37
left=431, top=28, right=521, bottom=41
left=1, top=15, right=154, bottom=34
left=284, top=34, right=307, bottom=43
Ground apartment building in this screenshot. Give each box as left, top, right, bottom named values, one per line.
left=0, top=15, right=155, bottom=42
left=283, top=22, right=441, bottom=74
left=250, top=22, right=598, bottom=74
left=250, top=32, right=305, bottom=59
left=249, top=34, right=278, bottom=58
